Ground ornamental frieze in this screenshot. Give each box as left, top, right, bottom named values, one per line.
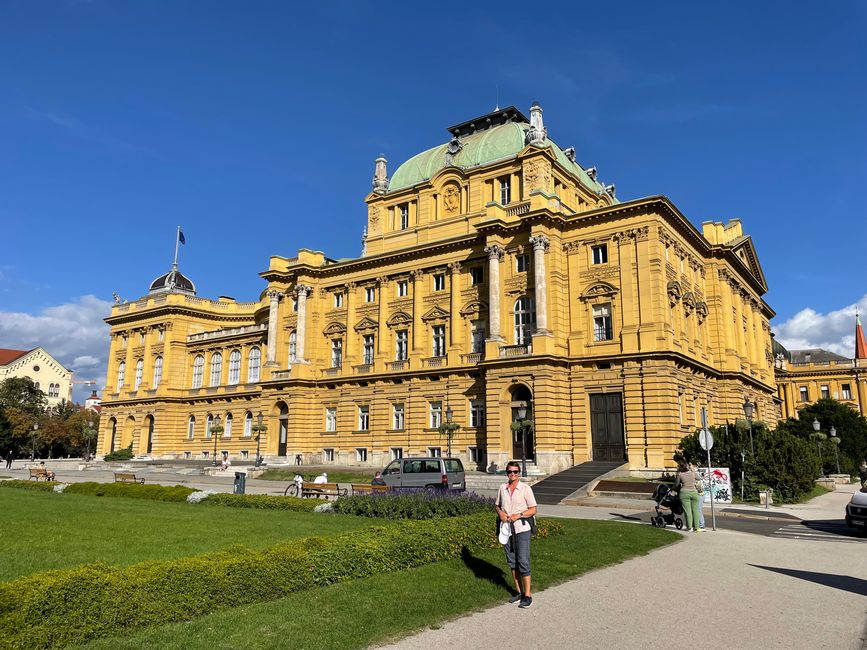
left=579, top=267, right=619, bottom=281
left=505, top=275, right=529, bottom=295
left=667, top=280, right=682, bottom=307
left=695, top=301, right=708, bottom=324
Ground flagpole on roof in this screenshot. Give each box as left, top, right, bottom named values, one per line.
left=173, top=225, right=181, bottom=269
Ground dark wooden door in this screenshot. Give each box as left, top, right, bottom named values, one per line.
left=146, top=420, right=154, bottom=454
left=590, top=393, right=625, bottom=461
left=278, top=419, right=288, bottom=457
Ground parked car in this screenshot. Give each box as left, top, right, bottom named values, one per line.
left=845, top=488, right=867, bottom=532
left=380, top=457, right=465, bottom=491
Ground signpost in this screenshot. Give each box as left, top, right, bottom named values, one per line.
left=699, top=408, right=716, bottom=531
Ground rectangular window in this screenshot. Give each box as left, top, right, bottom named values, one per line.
left=121, top=335, right=128, bottom=348
left=325, top=407, right=337, bottom=432
left=324, top=448, right=335, bottom=462
left=202, top=450, right=209, bottom=459
left=432, top=325, right=446, bottom=357
left=591, top=244, right=608, bottom=265
left=428, top=447, right=441, bottom=457
left=240, top=450, right=249, bottom=460
left=393, top=403, right=405, bottom=430
left=678, top=391, right=684, bottom=425
left=184, top=451, right=192, bottom=459
left=471, top=267, right=484, bottom=285
left=433, top=274, right=445, bottom=292
left=499, top=176, right=511, bottom=205
left=365, top=287, right=375, bottom=302
left=363, top=334, right=375, bottom=365
left=516, top=254, right=529, bottom=273
left=471, top=320, right=486, bottom=353
left=334, top=293, right=344, bottom=308
left=469, top=446, right=483, bottom=464
left=356, top=447, right=368, bottom=462
left=400, top=204, right=409, bottom=230
left=390, top=447, right=403, bottom=461
left=842, top=383, right=852, bottom=400
left=292, top=297, right=298, bottom=312
left=593, top=303, right=613, bottom=342
left=820, top=385, right=830, bottom=400
left=358, top=405, right=370, bottom=431
left=331, top=339, right=343, bottom=368
left=397, top=280, right=408, bottom=297
left=395, top=330, right=408, bottom=360
left=139, top=332, right=145, bottom=345
left=158, top=329, right=164, bottom=342
left=187, top=419, right=195, bottom=440
left=799, top=386, right=809, bottom=402
left=430, top=401, right=442, bottom=428
left=470, top=400, right=485, bottom=428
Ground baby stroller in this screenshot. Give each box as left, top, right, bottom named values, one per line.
left=650, top=482, right=684, bottom=529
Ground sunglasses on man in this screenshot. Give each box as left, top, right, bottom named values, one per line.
left=506, top=470, right=520, bottom=474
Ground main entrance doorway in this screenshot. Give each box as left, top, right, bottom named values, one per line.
left=277, top=402, right=288, bottom=457
left=589, top=393, right=626, bottom=462
left=145, top=416, right=154, bottom=454
left=510, top=385, right=535, bottom=462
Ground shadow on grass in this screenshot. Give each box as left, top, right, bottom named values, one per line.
left=460, top=547, right=512, bottom=593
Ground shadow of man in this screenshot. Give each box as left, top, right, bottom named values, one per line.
left=460, top=547, right=511, bottom=591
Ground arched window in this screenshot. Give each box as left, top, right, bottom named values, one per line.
left=192, top=355, right=204, bottom=389
left=514, top=296, right=536, bottom=345
left=134, top=359, right=144, bottom=390
left=288, top=331, right=297, bottom=363
left=116, top=362, right=126, bottom=391
left=51, top=384, right=59, bottom=397
left=34, top=381, right=41, bottom=391
left=110, top=418, right=118, bottom=451
left=228, top=350, right=241, bottom=385
left=206, top=413, right=214, bottom=438
left=244, top=411, right=253, bottom=437
left=224, top=412, right=233, bottom=437
left=210, top=353, right=222, bottom=387
left=153, top=356, right=163, bottom=388
left=187, top=415, right=195, bottom=439
left=247, top=347, right=261, bottom=383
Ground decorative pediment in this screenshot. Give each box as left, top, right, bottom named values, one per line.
left=667, top=281, right=682, bottom=307
left=354, top=316, right=379, bottom=332
left=386, top=311, right=413, bottom=328
left=579, top=282, right=619, bottom=302
left=460, top=300, right=488, bottom=317
left=682, top=291, right=696, bottom=316
left=695, top=301, right=708, bottom=324
left=730, top=237, right=768, bottom=292
left=421, top=305, right=450, bottom=322
left=322, top=321, right=347, bottom=336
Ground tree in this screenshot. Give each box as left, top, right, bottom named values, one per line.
left=0, top=377, right=46, bottom=415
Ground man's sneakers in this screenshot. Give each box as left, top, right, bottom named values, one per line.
left=508, top=593, right=523, bottom=604
left=518, top=596, right=533, bottom=609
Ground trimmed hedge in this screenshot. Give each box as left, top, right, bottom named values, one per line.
left=64, top=481, right=196, bottom=502
left=103, top=445, right=134, bottom=461
left=333, top=489, right=495, bottom=519
left=0, top=479, right=55, bottom=492
left=200, top=492, right=319, bottom=512
left=0, top=514, right=563, bottom=649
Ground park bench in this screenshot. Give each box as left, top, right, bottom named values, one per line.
left=300, top=482, right=347, bottom=499
left=114, top=472, right=145, bottom=484
left=29, top=467, right=52, bottom=481
left=350, top=484, right=390, bottom=495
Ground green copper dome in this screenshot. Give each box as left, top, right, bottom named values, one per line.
left=386, top=106, right=609, bottom=197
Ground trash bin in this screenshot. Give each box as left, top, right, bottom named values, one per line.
left=758, top=488, right=773, bottom=507
left=233, top=471, right=246, bottom=495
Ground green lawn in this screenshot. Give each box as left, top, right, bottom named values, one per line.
left=79, top=520, right=678, bottom=650
left=257, top=468, right=377, bottom=483
left=0, top=489, right=378, bottom=581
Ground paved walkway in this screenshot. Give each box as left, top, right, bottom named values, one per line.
left=380, top=484, right=867, bottom=650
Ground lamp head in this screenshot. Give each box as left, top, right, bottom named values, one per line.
left=830, top=426, right=837, bottom=437
left=742, top=399, right=754, bottom=420
left=445, top=406, right=453, bottom=423
left=214, top=415, right=221, bottom=427
left=257, top=411, right=263, bottom=427
left=516, top=405, right=528, bottom=420
left=812, top=418, right=821, bottom=432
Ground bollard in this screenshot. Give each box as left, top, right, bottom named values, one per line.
left=233, top=471, right=246, bottom=495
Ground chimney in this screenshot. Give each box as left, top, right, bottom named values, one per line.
left=372, top=155, right=388, bottom=193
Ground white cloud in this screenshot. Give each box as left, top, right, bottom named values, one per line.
left=0, top=295, right=112, bottom=402
left=774, top=294, right=867, bottom=357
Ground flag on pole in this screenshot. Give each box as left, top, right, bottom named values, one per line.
left=178, top=230, right=186, bottom=245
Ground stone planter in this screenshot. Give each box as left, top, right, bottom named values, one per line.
left=828, top=474, right=851, bottom=485
left=814, top=477, right=836, bottom=491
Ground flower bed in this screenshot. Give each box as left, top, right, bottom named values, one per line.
left=333, top=488, right=495, bottom=519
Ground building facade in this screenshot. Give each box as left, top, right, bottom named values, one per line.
left=98, top=104, right=777, bottom=471
left=0, top=347, right=73, bottom=407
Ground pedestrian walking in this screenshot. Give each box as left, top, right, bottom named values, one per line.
left=859, top=460, right=867, bottom=489
left=4, top=450, right=12, bottom=470
left=674, top=461, right=703, bottom=532
left=690, top=464, right=706, bottom=529
left=495, top=460, right=538, bottom=609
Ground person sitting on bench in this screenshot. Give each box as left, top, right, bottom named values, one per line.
left=39, top=461, right=56, bottom=481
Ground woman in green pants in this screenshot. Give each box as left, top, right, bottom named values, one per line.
left=674, top=461, right=703, bottom=532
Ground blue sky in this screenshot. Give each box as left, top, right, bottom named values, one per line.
left=1, top=1, right=865, bottom=401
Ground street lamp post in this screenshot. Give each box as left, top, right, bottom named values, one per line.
left=253, top=411, right=266, bottom=467
left=516, top=405, right=528, bottom=478
left=742, top=399, right=755, bottom=456
left=812, top=418, right=826, bottom=478
left=444, top=406, right=454, bottom=458
left=211, top=415, right=223, bottom=467
left=30, top=421, right=39, bottom=461
left=829, top=425, right=840, bottom=475
left=85, top=418, right=96, bottom=462
left=740, top=449, right=746, bottom=502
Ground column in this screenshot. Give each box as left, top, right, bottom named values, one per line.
left=448, top=262, right=461, bottom=347
left=411, top=270, right=423, bottom=353
left=344, top=282, right=356, bottom=364
left=529, top=234, right=551, bottom=334
left=265, top=289, right=283, bottom=367
left=485, top=244, right=505, bottom=341
left=377, top=277, right=389, bottom=356
left=294, top=285, right=311, bottom=363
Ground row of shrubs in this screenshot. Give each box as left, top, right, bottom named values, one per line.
left=0, top=513, right=564, bottom=649
left=334, top=488, right=495, bottom=519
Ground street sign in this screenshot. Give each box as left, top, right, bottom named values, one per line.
left=699, top=428, right=714, bottom=451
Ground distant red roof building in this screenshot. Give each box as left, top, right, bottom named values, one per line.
left=856, top=314, right=867, bottom=360
left=0, top=348, right=30, bottom=366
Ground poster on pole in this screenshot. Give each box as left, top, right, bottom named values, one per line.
left=697, top=467, right=732, bottom=504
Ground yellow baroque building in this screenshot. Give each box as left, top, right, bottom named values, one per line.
left=98, top=103, right=777, bottom=472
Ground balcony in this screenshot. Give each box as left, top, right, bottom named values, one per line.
left=506, top=201, right=531, bottom=217
left=593, top=325, right=614, bottom=342
left=423, top=356, right=447, bottom=368
left=499, top=345, right=531, bottom=358
left=321, top=367, right=341, bottom=378
left=461, top=352, right=484, bottom=364
left=353, top=363, right=373, bottom=374
left=387, top=360, right=409, bottom=371
left=270, top=369, right=292, bottom=380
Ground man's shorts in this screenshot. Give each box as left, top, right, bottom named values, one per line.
left=503, top=530, right=531, bottom=576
